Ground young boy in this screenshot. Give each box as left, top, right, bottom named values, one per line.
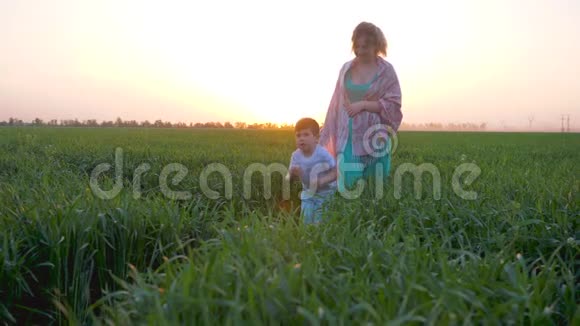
left=287, top=118, right=337, bottom=224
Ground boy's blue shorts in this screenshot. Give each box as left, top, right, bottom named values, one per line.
left=301, top=192, right=334, bottom=224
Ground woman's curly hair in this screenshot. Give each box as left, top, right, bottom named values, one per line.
left=351, top=22, right=388, bottom=57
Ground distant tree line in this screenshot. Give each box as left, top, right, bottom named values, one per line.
left=399, top=122, right=487, bottom=131
left=0, top=117, right=295, bottom=130
left=0, top=117, right=487, bottom=131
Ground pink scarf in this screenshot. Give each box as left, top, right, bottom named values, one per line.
left=319, top=57, right=402, bottom=157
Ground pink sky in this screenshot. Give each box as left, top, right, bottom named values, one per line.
left=1, top=0, right=579, bottom=131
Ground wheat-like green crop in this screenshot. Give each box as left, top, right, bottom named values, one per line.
left=0, top=127, right=577, bottom=325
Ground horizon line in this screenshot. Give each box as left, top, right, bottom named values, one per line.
left=1, top=116, right=578, bottom=133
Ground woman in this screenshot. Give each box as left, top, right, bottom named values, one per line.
left=319, top=21, right=403, bottom=195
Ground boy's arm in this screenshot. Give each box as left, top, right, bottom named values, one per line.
left=317, top=167, right=337, bottom=188
left=317, top=151, right=338, bottom=187
left=285, top=153, right=302, bottom=182
left=288, top=166, right=303, bottom=181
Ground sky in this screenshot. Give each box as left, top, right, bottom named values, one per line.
left=1, top=0, right=579, bottom=130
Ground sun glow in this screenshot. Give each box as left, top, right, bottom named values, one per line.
left=2, top=0, right=579, bottom=128
left=87, top=0, right=491, bottom=126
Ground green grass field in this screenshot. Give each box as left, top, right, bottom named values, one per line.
left=0, top=127, right=578, bottom=325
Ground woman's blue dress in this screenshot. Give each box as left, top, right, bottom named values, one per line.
left=339, top=70, right=392, bottom=193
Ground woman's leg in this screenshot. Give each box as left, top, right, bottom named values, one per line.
left=364, top=153, right=391, bottom=179
left=338, top=118, right=365, bottom=194
left=363, top=138, right=392, bottom=197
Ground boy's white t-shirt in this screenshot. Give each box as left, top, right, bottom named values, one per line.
left=289, top=144, right=337, bottom=200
